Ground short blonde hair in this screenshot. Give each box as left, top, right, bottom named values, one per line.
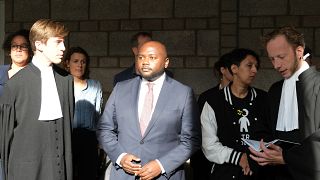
left=29, top=19, right=69, bottom=51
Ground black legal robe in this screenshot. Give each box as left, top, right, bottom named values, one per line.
left=267, top=67, right=320, bottom=180
left=0, top=63, right=74, bottom=180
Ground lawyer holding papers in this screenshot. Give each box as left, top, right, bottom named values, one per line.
left=249, top=26, right=320, bottom=180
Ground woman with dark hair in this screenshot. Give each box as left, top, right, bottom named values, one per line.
left=0, top=29, right=32, bottom=180
left=0, top=29, right=33, bottom=95
left=63, top=46, right=103, bottom=180
left=201, top=48, right=269, bottom=180
left=191, top=51, right=234, bottom=179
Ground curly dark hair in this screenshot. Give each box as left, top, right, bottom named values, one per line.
left=2, top=29, right=33, bottom=58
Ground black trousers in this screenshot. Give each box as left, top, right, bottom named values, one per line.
left=72, top=128, right=99, bottom=180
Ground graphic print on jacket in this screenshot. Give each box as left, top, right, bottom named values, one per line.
left=214, top=86, right=261, bottom=149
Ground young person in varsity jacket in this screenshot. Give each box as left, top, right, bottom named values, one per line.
left=191, top=51, right=234, bottom=180
left=201, top=48, right=269, bottom=180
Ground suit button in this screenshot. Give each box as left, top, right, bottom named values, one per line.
left=140, top=140, right=144, bottom=144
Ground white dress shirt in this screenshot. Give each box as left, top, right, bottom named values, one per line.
left=138, top=73, right=165, bottom=121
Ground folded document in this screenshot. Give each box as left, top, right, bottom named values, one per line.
left=241, top=138, right=300, bottom=152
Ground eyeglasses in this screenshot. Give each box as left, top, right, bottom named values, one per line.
left=11, top=44, right=29, bottom=51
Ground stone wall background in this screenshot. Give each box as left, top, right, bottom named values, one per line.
left=3, top=0, right=320, bottom=99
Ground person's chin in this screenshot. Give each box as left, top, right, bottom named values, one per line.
left=246, top=78, right=254, bottom=84
left=278, top=70, right=288, bottom=78
left=282, top=72, right=291, bottom=79
left=53, top=59, right=62, bottom=64
left=141, top=74, right=153, bottom=81
left=142, top=71, right=164, bottom=81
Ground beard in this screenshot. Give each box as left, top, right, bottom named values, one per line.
left=141, top=69, right=165, bottom=81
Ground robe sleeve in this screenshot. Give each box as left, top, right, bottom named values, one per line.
left=283, top=130, right=320, bottom=180
left=0, top=103, right=15, bottom=180
left=283, top=71, right=320, bottom=180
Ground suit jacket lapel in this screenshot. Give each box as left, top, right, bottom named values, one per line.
left=142, top=76, right=172, bottom=138
left=130, top=77, right=142, bottom=136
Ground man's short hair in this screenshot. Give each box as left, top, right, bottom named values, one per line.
left=131, top=32, right=152, bottom=47
left=29, top=19, right=69, bottom=51
left=261, top=26, right=305, bottom=50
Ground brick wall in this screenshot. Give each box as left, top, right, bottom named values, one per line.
left=4, top=0, right=320, bottom=98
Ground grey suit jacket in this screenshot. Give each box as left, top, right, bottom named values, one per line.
left=97, top=75, right=201, bottom=180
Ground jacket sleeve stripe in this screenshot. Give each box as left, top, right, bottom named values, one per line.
left=228, top=150, right=242, bottom=165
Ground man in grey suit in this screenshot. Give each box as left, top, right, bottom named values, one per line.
left=97, top=41, right=201, bottom=180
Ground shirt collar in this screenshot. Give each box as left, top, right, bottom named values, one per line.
left=141, top=72, right=166, bottom=86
